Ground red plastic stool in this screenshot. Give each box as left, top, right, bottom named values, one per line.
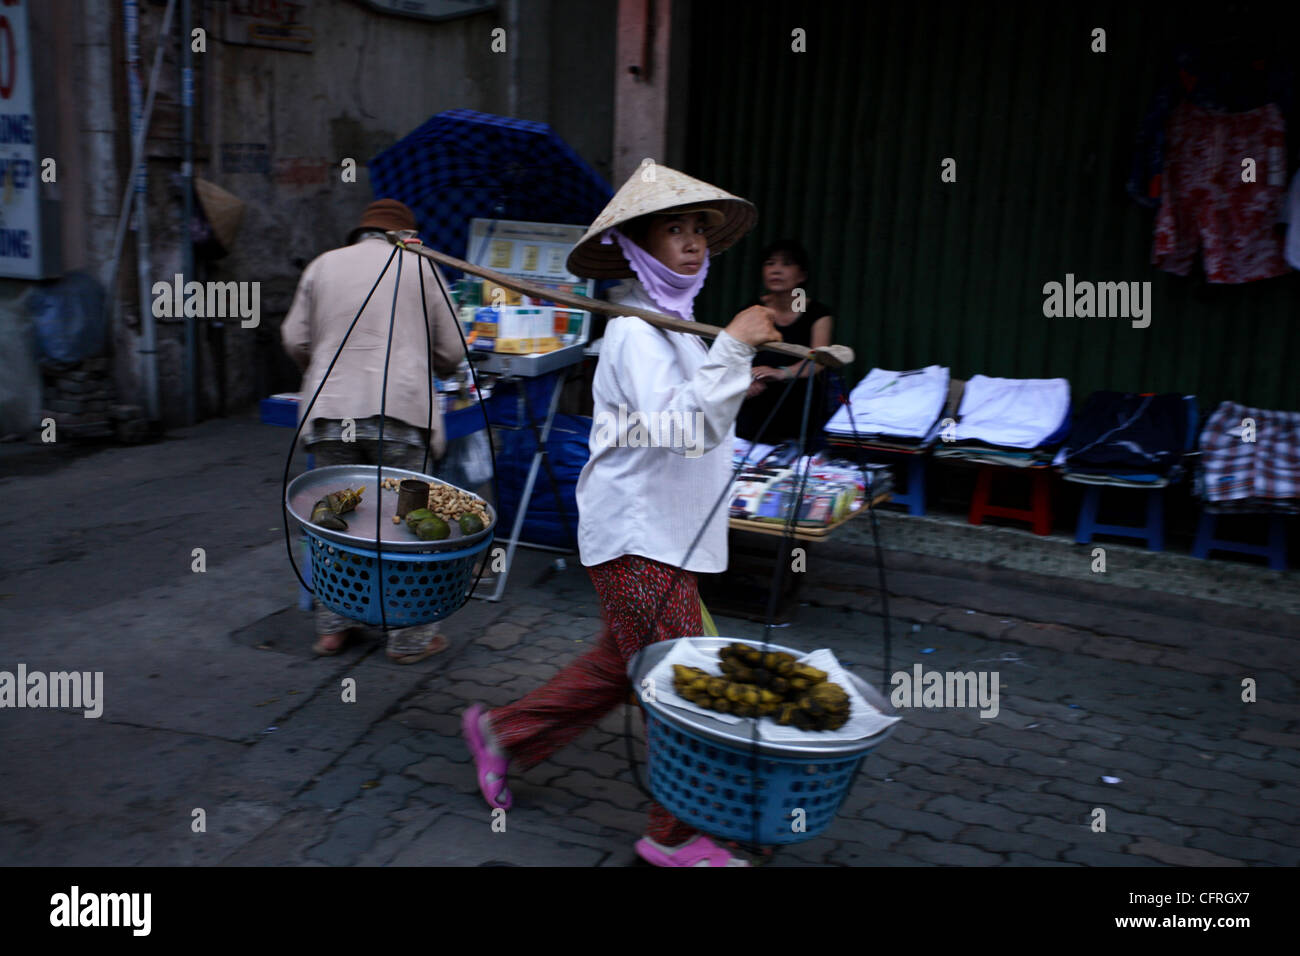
left=968, top=464, right=1053, bottom=536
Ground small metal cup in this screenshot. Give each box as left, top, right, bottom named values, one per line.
left=396, top=479, right=430, bottom=517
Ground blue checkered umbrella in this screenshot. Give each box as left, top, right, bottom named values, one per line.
left=367, top=109, right=612, bottom=273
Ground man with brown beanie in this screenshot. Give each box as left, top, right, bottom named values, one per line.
left=282, top=199, right=466, bottom=662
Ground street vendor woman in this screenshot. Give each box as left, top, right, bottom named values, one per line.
left=462, top=166, right=779, bottom=867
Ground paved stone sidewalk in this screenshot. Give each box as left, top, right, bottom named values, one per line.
left=2, top=416, right=1296, bottom=867
left=228, top=546, right=1300, bottom=867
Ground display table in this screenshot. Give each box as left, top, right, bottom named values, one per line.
left=826, top=438, right=930, bottom=516
left=470, top=345, right=590, bottom=601
left=702, top=491, right=891, bottom=623
left=727, top=492, right=885, bottom=540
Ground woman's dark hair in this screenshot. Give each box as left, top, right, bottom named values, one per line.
left=621, top=214, right=654, bottom=246
left=759, top=239, right=811, bottom=286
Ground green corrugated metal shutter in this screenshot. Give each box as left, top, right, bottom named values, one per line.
left=685, top=0, right=1300, bottom=413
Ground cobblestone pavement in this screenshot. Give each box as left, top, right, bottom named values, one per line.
left=1, top=417, right=1296, bottom=866
left=241, top=554, right=1297, bottom=868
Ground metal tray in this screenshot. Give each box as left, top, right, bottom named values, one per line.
left=286, top=464, right=496, bottom=554
left=468, top=343, right=589, bottom=378
left=628, top=637, right=898, bottom=757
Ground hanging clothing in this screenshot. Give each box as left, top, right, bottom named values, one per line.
left=1128, top=86, right=1177, bottom=210
left=1128, top=46, right=1296, bottom=212
left=1282, top=170, right=1300, bottom=271
left=1152, top=101, right=1290, bottom=284
left=488, top=553, right=704, bottom=846
left=575, top=279, right=755, bottom=573
left=735, top=298, right=834, bottom=444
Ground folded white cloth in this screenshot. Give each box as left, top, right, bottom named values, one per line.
left=825, top=365, right=949, bottom=439
left=951, top=375, right=1070, bottom=449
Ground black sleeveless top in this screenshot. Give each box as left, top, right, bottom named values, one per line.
left=750, top=297, right=833, bottom=367
left=736, top=297, right=835, bottom=445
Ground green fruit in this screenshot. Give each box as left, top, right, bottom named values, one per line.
left=405, top=508, right=434, bottom=531
left=416, top=516, right=450, bottom=541
left=458, top=513, right=486, bottom=534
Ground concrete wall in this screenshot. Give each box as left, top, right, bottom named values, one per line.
left=27, top=0, right=616, bottom=429
left=188, top=0, right=615, bottom=424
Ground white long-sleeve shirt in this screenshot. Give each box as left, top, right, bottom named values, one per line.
left=576, top=280, right=756, bottom=572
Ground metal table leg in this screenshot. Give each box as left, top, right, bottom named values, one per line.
left=474, top=372, right=569, bottom=602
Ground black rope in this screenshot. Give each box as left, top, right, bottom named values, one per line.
left=281, top=245, right=399, bottom=593
left=421, top=255, right=503, bottom=599
left=614, top=356, right=897, bottom=859
left=620, top=349, right=814, bottom=828
left=298, top=242, right=884, bottom=856
left=824, top=371, right=894, bottom=688
left=814, top=370, right=897, bottom=806
left=748, top=358, right=818, bottom=846
left=281, top=240, right=495, bottom=632
left=417, top=251, right=436, bottom=478
left=373, top=247, right=405, bottom=634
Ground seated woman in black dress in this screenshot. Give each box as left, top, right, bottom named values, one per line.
left=735, top=239, right=834, bottom=446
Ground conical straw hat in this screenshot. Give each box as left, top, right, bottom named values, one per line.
left=195, top=178, right=246, bottom=255
left=566, top=165, right=756, bottom=279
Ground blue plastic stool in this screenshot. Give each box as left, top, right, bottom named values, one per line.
left=869, top=451, right=927, bottom=516
left=1191, top=511, right=1288, bottom=571
left=893, top=455, right=928, bottom=516
left=1073, top=484, right=1165, bottom=551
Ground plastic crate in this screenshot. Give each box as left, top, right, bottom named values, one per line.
left=260, top=394, right=299, bottom=427
left=484, top=373, right=559, bottom=428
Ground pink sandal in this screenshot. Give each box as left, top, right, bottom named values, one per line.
left=634, top=834, right=750, bottom=867
left=463, top=704, right=512, bottom=810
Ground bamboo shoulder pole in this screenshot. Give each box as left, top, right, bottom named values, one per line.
left=385, top=232, right=854, bottom=370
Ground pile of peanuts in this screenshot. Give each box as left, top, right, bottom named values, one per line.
left=378, top=477, right=489, bottom=528
left=427, top=483, right=490, bottom=527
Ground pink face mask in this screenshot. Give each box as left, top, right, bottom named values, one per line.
left=602, top=228, right=711, bottom=322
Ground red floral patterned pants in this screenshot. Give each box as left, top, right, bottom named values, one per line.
left=488, top=553, right=703, bottom=846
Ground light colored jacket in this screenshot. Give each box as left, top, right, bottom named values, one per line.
left=576, top=280, right=756, bottom=572
left=281, top=234, right=465, bottom=459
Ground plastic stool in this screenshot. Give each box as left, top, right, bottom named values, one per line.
left=891, top=455, right=928, bottom=516
left=869, top=451, right=927, bottom=516
left=1074, top=485, right=1165, bottom=551
left=1191, top=511, right=1288, bottom=571
left=968, top=465, right=1053, bottom=536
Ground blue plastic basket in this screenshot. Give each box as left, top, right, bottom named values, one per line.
left=305, top=531, right=492, bottom=627
left=643, top=708, right=872, bottom=845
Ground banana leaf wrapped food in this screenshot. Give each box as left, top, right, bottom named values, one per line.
left=309, top=486, right=365, bottom=531
left=324, top=487, right=364, bottom=514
